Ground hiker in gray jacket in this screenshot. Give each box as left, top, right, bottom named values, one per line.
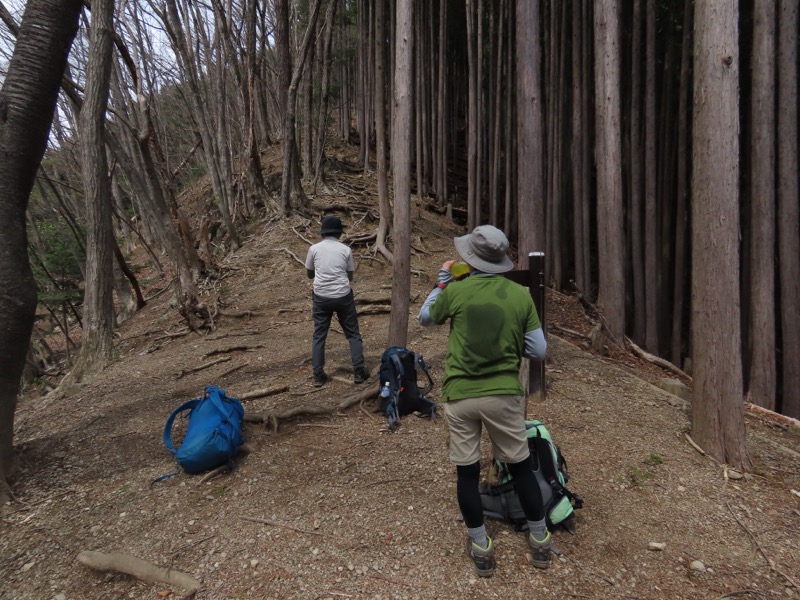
left=304, top=215, right=369, bottom=387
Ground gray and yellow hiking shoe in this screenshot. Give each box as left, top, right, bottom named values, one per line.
left=528, top=531, right=551, bottom=569
left=465, top=536, right=496, bottom=577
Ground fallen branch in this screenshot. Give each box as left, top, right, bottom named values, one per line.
left=744, top=402, right=800, bottom=429
left=218, top=362, right=248, bottom=379
left=357, top=305, right=391, bottom=316
left=217, top=310, right=264, bottom=318
left=627, top=338, right=692, bottom=381
left=76, top=550, right=200, bottom=592
left=551, top=324, right=590, bottom=341
left=684, top=433, right=706, bottom=456
left=240, top=515, right=324, bottom=536
left=176, top=356, right=231, bottom=379
left=203, top=344, right=264, bottom=358
left=278, top=247, right=305, bottom=267
left=239, top=385, right=289, bottom=401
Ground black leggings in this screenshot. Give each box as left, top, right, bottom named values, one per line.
left=457, top=455, right=544, bottom=529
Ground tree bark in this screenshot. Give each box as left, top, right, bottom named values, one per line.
left=388, top=0, right=413, bottom=347
left=516, top=0, right=545, bottom=267
left=644, top=0, right=659, bottom=353
left=748, top=0, right=777, bottom=411
left=691, top=0, right=751, bottom=468
left=0, top=0, right=82, bottom=502
left=777, top=0, right=800, bottom=418
left=374, top=0, right=392, bottom=262
left=594, top=0, right=626, bottom=343
left=70, top=0, right=117, bottom=381
left=670, top=0, right=693, bottom=368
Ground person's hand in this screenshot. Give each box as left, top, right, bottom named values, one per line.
left=437, top=260, right=456, bottom=287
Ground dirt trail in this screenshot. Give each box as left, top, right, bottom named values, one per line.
left=2, top=192, right=799, bottom=600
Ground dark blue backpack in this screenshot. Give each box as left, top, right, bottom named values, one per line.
left=377, top=346, right=437, bottom=430
left=163, top=385, right=245, bottom=473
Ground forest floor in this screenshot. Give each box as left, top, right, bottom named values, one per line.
left=2, top=149, right=800, bottom=600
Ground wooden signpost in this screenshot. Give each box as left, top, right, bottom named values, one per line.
left=503, top=252, right=546, bottom=404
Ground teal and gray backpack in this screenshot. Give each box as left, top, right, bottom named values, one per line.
left=480, top=420, right=583, bottom=532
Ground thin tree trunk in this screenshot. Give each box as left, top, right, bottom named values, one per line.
left=374, top=0, right=393, bottom=261
left=629, top=0, right=645, bottom=345
left=748, top=0, right=777, bottom=411
left=670, top=0, right=692, bottom=368
left=644, top=0, right=659, bottom=353
left=594, top=0, right=625, bottom=343
left=777, top=0, right=800, bottom=418
left=71, top=0, right=117, bottom=380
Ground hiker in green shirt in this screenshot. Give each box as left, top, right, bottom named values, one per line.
left=419, top=224, right=551, bottom=576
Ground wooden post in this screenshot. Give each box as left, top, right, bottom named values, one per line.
left=504, top=252, right=546, bottom=406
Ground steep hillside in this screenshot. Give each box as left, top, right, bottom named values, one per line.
left=2, top=162, right=799, bottom=600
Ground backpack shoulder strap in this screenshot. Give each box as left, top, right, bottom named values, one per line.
left=163, top=399, right=201, bottom=455
left=390, top=352, right=404, bottom=387
left=414, top=353, right=434, bottom=395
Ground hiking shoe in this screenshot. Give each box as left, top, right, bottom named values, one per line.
left=313, top=372, right=329, bottom=387
left=353, top=367, right=370, bottom=384
left=528, top=531, right=551, bottom=570
left=465, top=536, right=496, bottom=577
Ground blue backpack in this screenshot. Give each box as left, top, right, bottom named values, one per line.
left=163, top=385, right=245, bottom=473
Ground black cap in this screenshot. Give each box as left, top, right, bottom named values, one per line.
left=319, top=215, right=344, bottom=236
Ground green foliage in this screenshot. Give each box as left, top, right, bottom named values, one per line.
left=29, top=218, right=84, bottom=310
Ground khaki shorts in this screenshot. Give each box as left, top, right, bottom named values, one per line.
left=444, top=395, right=529, bottom=466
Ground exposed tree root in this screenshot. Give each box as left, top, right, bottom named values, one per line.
left=76, top=550, right=200, bottom=592
left=244, top=384, right=379, bottom=432
left=203, top=344, right=264, bottom=358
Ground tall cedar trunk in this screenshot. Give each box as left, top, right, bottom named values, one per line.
left=490, top=0, right=505, bottom=226
left=594, top=0, right=626, bottom=343
left=301, top=16, right=316, bottom=182
left=571, top=0, right=586, bottom=294
left=374, top=0, right=393, bottom=261
left=0, top=0, right=82, bottom=501
left=580, top=0, right=593, bottom=295
left=388, top=0, right=413, bottom=347
left=644, top=0, right=658, bottom=352
left=777, top=0, right=800, bottom=417
left=629, top=0, right=645, bottom=344
left=436, top=0, right=447, bottom=208
left=516, top=0, right=545, bottom=267
left=671, top=0, right=692, bottom=368
left=748, top=0, right=777, bottom=410
left=313, top=0, right=339, bottom=187
left=691, top=0, right=751, bottom=468
left=279, top=0, right=322, bottom=214
left=465, top=0, right=478, bottom=230
left=72, top=0, right=117, bottom=379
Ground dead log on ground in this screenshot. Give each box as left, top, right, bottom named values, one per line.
left=239, top=385, right=289, bottom=401
left=77, top=551, right=200, bottom=592
left=627, top=338, right=692, bottom=381
left=176, top=356, right=231, bottom=379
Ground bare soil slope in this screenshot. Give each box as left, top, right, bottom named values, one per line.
left=2, top=165, right=799, bottom=600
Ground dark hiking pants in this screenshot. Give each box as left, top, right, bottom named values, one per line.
left=311, top=290, right=365, bottom=375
